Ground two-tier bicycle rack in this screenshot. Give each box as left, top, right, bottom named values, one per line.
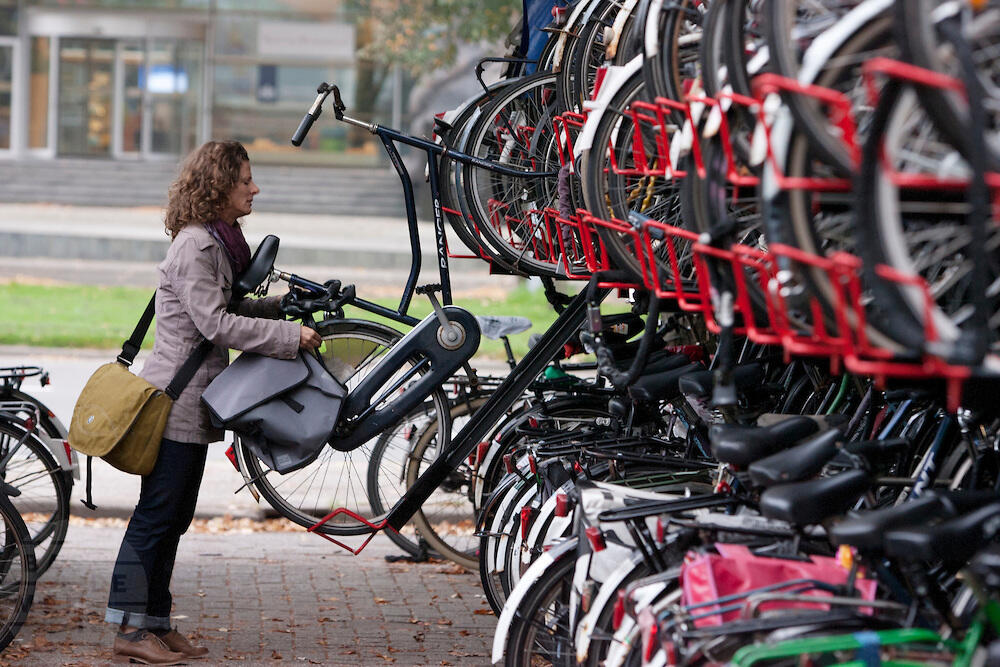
left=291, top=53, right=996, bottom=553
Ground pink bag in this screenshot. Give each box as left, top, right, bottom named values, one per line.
left=680, top=543, right=876, bottom=627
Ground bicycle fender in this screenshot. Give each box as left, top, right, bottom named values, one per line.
left=574, top=55, right=644, bottom=157
left=492, top=536, right=580, bottom=665
left=523, top=480, right=574, bottom=566
left=575, top=551, right=645, bottom=662
left=603, top=580, right=676, bottom=667
left=331, top=306, right=480, bottom=452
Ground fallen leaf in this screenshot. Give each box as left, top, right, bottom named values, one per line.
left=374, top=597, right=390, bottom=604
left=473, top=609, right=493, bottom=615
left=272, top=650, right=283, bottom=660
left=436, top=618, right=453, bottom=626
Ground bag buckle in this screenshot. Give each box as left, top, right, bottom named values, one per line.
left=116, top=354, right=132, bottom=367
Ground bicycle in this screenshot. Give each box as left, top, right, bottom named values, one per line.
left=0, top=367, right=74, bottom=578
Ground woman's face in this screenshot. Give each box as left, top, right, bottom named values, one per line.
left=220, top=160, right=260, bottom=224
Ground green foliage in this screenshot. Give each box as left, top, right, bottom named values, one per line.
left=348, top=0, right=520, bottom=74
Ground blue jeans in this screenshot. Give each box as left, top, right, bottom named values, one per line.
left=105, top=438, right=208, bottom=630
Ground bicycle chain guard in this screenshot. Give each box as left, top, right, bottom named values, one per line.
left=328, top=306, right=481, bottom=452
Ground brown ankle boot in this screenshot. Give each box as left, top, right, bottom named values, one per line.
left=112, top=629, right=185, bottom=665
left=156, top=628, right=210, bottom=659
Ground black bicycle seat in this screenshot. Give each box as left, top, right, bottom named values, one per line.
left=829, top=493, right=951, bottom=552
left=884, top=501, right=1000, bottom=564
left=678, top=362, right=765, bottom=399
left=758, top=469, right=872, bottom=526
left=831, top=490, right=1000, bottom=554
left=627, top=363, right=701, bottom=403
left=748, top=429, right=841, bottom=488
left=630, top=351, right=691, bottom=376
left=710, top=416, right=819, bottom=468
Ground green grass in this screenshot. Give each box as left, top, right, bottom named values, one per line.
left=0, top=283, right=155, bottom=349
left=0, top=282, right=628, bottom=359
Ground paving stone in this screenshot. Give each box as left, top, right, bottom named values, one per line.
left=11, top=525, right=495, bottom=665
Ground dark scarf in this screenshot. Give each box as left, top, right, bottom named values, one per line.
left=206, top=220, right=252, bottom=277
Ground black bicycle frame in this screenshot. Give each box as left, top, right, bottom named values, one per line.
left=333, top=108, right=556, bottom=313
left=294, top=83, right=582, bottom=535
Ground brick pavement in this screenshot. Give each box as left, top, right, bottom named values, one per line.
left=7, top=524, right=495, bottom=666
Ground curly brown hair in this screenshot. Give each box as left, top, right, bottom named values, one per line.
left=164, top=141, right=250, bottom=239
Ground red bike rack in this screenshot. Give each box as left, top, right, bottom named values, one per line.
left=307, top=508, right=399, bottom=556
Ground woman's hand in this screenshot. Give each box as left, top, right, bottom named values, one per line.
left=299, top=325, right=323, bottom=350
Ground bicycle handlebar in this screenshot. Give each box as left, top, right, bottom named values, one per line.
left=290, top=82, right=349, bottom=146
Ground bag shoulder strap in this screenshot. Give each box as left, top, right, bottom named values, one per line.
left=118, top=294, right=156, bottom=367
left=164, top=338, right=214, bottom=401
left=118, top=291, right=214, bottom=401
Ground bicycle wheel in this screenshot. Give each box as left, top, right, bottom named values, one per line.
left=897, top=0, right=1000, bottom=171
left=856, top=81, right=1000, bottom=361
left=368, top=395, right=488, bottom=561
left=504, top=550, right=578, bottom=667
left=460, top=71, right=564, bottom=276
left=0, top=492, right=36, bottom=652
left=581, top=72, right=690, bottom=283
left=404, top=396, right=490, bottom=571
left=365, top=399, right=440, bottom=559
left=0, top=421, right=70, bottom=578
left=239, top=319, right=451, bottom=536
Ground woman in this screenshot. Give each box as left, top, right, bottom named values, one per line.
left=105, top=141, right=322, bottom=665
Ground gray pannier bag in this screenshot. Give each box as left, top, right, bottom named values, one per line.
left=201, top=351, right=347, bottom=474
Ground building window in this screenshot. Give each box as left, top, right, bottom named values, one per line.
left=0, top=6, right=15, bottom=37
left=29, top=37, right=50, bottom=149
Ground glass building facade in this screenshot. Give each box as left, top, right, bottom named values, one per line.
left=0, top=0, right=399, bottom=165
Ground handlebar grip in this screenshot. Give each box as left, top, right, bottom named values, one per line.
left=291, top=112, right=318, bottom=147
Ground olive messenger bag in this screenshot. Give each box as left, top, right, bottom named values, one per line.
left=68, top=293, right=213, bottom=504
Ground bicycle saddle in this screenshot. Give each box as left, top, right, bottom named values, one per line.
left=710, top=416, right=819, bottom=468
left=747, top=429, right=841, bottom=488
left=884, top=501, right=1000, bottom=564
left=475, top=315, right=532, bottom=340
left=758, top=469, right=872, bottom=526
left=830, top=490, right=998, bottom=554
left=627, top=363, right=702, bottom=403
left=677, top=362, right=765, bottom=399
left=233, top=234, right=279, bottom=300
left=625, top=350, right=690, bottom=375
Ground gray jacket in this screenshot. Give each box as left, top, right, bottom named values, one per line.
left=139, top=222, right=300, bottom=443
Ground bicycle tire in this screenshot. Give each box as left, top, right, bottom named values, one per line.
left=437, top=80, right=517, bottom=260
left=240, top=319, right=451, bottom=536
left=896, top=0, right=1000, bottom=172
left=0, top=420, right=70, bottom=578
left=365, top=399, right=440, bottom=559
left=771, top=0, right=895, bottom=176
left=460, top=71, right=564, bottom=276
left=478, top=473, right=522, bottom=615
left=0, top=492, right=36, bottom=653
left=856, top=81, right=999, bottom=359
left=404, top=396, right=490, bottom=571
left=504, top=549, right=578, bottom=667
left=581, top=71, right=689, bottom=283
